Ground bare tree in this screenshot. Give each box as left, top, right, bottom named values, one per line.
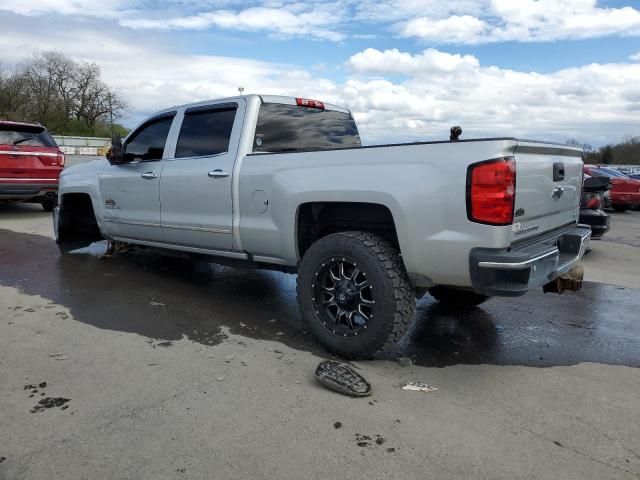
left=0, top=51, right=128, bottom=135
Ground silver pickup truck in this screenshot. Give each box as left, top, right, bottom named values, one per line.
left=54, top=94, right=591, bottom=358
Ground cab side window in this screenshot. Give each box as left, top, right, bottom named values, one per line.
left=123, top=115, right=174, bottom=162
left=175, top=106, right=237, bottom=159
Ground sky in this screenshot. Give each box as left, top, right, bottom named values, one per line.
left=0, top=0, right=639, bottom=146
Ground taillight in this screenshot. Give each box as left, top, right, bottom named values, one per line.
left=57, top=152, right=65, bottom=167
left=583, top=192, right=602, bottom=209
left=466, top=157, right=516, bottom=226
left=296, top=98, right=325, bottom=109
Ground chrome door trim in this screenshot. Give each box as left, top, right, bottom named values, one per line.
left=162, top=224, right=231, bottom=234
left=102, top=218, right=161, bottom=228
left=0, top=151, right=59, bottom=157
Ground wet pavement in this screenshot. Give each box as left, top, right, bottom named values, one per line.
left=1, top=228, right=639, bottom=368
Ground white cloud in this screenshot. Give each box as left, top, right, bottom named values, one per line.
left=120, top=6, right=345, bottom=41
left=343, top=47, right=640, bottom=145
left=347, top=48, right=479, bottom=75
left=398, top=0, right=640, bottom=43
left=631, top=52, right=640, bottom=61
left=0, top=15, right=638, bottom=146
left=2, top=0, right=640, bottom=44
left=400, top=15, right=488, bottom=43
left=0, top=0, right=129, bottom=18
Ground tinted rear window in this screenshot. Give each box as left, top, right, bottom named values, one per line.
left=253, top=103, right=361, bottom=153
left=175, top=107, right=236, bottom=158
left=0, top=124, right=56, bottom=147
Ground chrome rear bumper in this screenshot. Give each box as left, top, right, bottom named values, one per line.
left=470, top=224, right=591, bottom=296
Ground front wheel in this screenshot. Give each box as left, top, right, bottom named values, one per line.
left=429, top=286, right=490, bottom=308
left=297, top=231, right=415, bottom=360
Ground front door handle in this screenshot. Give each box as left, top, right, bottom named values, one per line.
left=208, top=169, right=229, bottom=178
left=141, top=172, right=158, bottom=180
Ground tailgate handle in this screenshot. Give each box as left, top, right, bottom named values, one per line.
left=553, top=162, right=565, bottom=182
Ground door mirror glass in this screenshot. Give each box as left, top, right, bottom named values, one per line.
left=107, top=134, right=125, bottom=165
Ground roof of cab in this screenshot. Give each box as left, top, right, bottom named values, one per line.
left=0, top=120, right=45, bottom=129
left=154, top=94, right=350, bottom=116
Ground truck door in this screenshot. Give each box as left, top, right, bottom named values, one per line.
left=159, top=100, right=244, bottom=251
left=99, top=112, right=175, bottom=242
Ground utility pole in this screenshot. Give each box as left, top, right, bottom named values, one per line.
left=108, top=92, right=114, bottom=138
left=238, top=86, right=244, bottom=95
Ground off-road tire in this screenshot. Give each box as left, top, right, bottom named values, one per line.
left=297, top=231, right=415, bottom=359
left=429, top=286, right=490, bottom=308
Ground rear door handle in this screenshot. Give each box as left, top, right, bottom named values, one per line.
left=208, top=169, right=229, bottom=178
left=553, top=162, right=565, bottom=182
left=141, top=172, right=158, bottom=180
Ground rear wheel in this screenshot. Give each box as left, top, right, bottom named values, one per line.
left=613, top=205, right=628, bottom=212
left=429, top=286, right=490, bottom=308
left=297, top=231, right=415, bottom=360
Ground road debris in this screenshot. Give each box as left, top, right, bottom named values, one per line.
left=30, top=397, right=71, bottom=413
left=0, top=456, right=6, bottom=463
left=402, top=382, right=438, bottom=393
left=150, top=301, right=166, bottom=307
left=355, top=434, right=371, bottom=447
left=314, top=360, right=371, bottom=397
left=333, top=421, right=342, bottom=429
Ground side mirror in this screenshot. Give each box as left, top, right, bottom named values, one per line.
left=107, top=134, right=125, bottom=165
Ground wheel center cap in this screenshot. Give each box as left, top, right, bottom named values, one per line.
left=336, top=282, right=358, bottom=308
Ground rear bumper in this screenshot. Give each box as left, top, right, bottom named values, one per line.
left=578, top=208, right=610, bottom=238
left=0, top=182, right=58, bottom=200
left=470, top=224, right=591, bottom=296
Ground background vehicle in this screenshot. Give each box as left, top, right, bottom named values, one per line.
left=583, top=165, right=640, bottom=212
left=0, top=120, right=65, bottom=211
left=54, top=94, right=590, bottom=359
left=579, top=174, right=610, bottom=238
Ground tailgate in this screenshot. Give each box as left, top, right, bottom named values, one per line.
left=511, top=141, right=583, bottom=242
left=0, top=144, right=61, bottom=182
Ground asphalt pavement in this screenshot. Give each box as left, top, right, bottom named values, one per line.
left=1, top=189, right=639, bottom=479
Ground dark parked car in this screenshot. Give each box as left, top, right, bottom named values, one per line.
left=0, top=120, right=64, bottom=211
left=579, top=174, right=610, bottom=238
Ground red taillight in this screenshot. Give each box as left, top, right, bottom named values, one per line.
left=583, top=193, right=601, bottom=209
left=57, top=151, right=65, bottom=167
left=467, top=157, right=516, bottom=226
left=296, top=98, right=325, bottom=109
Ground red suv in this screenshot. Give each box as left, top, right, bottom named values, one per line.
left=583, top=165, right=640, bottom=212
left=0, top=120, right=65, bottom=211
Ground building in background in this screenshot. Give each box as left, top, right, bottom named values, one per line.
left=53, top=136, right=110, bottom=156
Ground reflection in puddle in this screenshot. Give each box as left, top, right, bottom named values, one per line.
left=2, top=229, right=639, bottom=367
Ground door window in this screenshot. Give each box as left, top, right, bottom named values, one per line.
left=123, top=115, right=174, bottom=162
left=175, top=107, right=237, bottom=158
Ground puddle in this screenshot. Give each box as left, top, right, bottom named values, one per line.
left=1, top=229, right=640, bottom=367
